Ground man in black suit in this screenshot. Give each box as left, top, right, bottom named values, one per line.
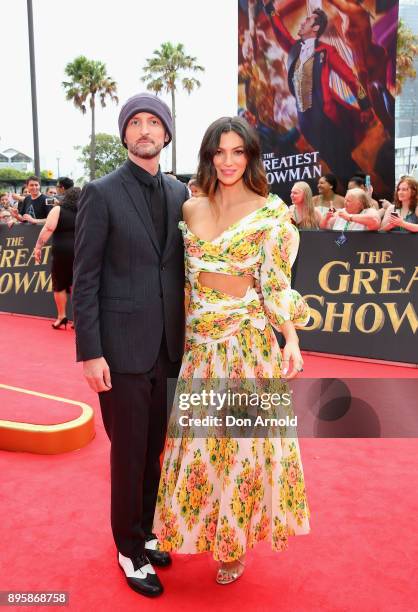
left=73, top=93, right=189, bottom=598
left=262, top=0, right=373, bottom=179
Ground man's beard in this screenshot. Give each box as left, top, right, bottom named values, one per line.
left=127, top=139, right=164, bottom=160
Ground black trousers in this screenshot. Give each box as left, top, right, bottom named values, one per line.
left=99, top=336, right=181, bottom=558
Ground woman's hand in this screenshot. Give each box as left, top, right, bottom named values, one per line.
left=338, top=209, right=350, bottom=221
left=379, top=199, right=391, bottom=209
left=281, top=340, right=304, bottom=379
left=320, top=209, right=336, bottom=229
left=389, top=213, right=404, bottom=228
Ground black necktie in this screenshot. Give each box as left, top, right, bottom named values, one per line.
left=150, top=177, right=167, bottom=251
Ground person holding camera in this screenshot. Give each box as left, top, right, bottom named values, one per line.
left=381, top=177, right=418, bottom=233
left=320, top=188, right=381, bottom=231
left=10, top=176, right=52, bottom=225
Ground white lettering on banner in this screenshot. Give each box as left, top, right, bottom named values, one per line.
left=263, top=151, right=322, bottom=184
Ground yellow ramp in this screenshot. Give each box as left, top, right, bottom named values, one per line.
left=0, top=383, right=95, bottom=454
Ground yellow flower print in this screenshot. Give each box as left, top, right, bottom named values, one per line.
left=190, top=487, right=202, bottom=508
left=185, top=240, right=204, bottom=258
left=214, top=516, right=244, bottom=562
left=272, top=517, right=289, bottom=552
left=155, top=195, right=310, bottom=557
left=156, top=507, right=184, bottom=552
left=202, top=242, right=221, bottom=257
left=232, top=498, right=241, bottom=516
left=177, top=449, right=213, bottom=530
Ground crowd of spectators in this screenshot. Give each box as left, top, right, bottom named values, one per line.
left=2, top=172, right=417, bottom=234
left=186, top=172, right=418, bottom=233
left=0, top=176, right=74, bottom=229
left=316, top=173, right=418, bottom=233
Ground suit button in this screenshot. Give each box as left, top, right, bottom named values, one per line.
left=159, top=292, right=163, bottom=298
left=160, top=265, right=165, bottom=271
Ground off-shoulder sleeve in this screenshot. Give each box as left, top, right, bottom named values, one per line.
left=260, top=214, right=310, bottom=329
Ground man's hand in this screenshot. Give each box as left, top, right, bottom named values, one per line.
left=10, top=207, right=20, bottom=219
left=22, top=213, right=37, bottom=224
left=83, top=357, right=112, bottom=393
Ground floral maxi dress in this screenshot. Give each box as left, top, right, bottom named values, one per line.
left=153, top=194, right=311, bottom=561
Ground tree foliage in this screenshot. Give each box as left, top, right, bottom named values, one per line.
left=0, top=168, right=54, bottom=180
left=63, top=56, right=118, bottom=180
left=397, top=19, right=418, bottom=95
left=142, top=42, right=204, bottom=172
left=76, top=133, right=127, bottom=179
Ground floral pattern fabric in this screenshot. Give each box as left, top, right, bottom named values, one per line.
left=153, top=194, right=310, bottom=561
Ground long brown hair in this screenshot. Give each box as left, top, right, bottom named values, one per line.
left=394, top=176, right=418, bottom=212
left=196, top=116, right=268, bottom=201
left=292, top=181, right=319, bottom=229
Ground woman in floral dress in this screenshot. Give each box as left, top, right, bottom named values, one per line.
left=153, top=116, right=310, bottom=584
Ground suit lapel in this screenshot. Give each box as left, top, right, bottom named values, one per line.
left=120, top=163, right=161, bottom=255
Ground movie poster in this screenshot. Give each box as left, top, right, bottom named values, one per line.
left=238, top=0, right=398, bottom=201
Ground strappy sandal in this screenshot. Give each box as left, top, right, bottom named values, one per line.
left=216, top=557, right=245, bottom=585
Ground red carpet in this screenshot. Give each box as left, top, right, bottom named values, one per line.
left=0, top=387, right=81, bottom=425
left=1, top=312, right=418, bottom=611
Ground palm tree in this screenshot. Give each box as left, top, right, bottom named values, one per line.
left=142, top=42, right=204, bottom=173
left=396, top=19, right=418, bottom=95
left=63, top=56, right=118, bottom=180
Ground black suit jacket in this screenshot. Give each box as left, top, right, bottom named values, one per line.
left=72, top=161, right=189, bottom=373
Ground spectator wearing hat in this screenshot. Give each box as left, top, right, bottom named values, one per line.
left=72, top=92, right=189, bottom=598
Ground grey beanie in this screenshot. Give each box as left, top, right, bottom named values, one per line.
left=118, top=92, right=172, bottom=148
